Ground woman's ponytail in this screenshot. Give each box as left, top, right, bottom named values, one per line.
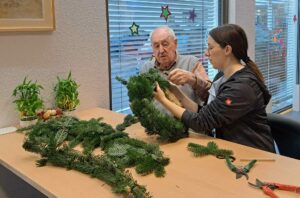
left=243, top=57, right=264, bottom=83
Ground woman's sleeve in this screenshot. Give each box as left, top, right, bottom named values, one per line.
left=181, top=81, right=257, bottom=132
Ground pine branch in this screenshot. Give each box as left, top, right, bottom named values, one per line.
left=131, top=99, right=188, bottom=142
left=116, top=76, right=128, bottom=85
left=116, top=114, right=139, bottom=131
left=105, top=138, right=170, bottom=177
left=188, top=141, right=233, bottom=157
left=22, top=115, right=170, bottom=197
left=34, top=144, right=151, bottom=198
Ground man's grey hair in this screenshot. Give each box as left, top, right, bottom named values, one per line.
left=149, top=26, right=177, bottom=42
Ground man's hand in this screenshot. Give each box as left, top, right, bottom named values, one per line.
left=192, top=62, right=208, bottom=81
left=168, top=68, right=195, bottom=86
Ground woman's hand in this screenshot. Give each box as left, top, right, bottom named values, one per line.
left=153, top=82, right=186, bottom=119
left=153, top=82, right=166, bottom=102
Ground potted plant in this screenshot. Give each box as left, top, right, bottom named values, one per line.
left=12, top=77, right=44, bottom=127
left=54, top=71, right=80, bottom=113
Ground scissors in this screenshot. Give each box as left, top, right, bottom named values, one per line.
left=225, top=156, right=256, bottom=180
left=248, top=178, right=300, bottom=198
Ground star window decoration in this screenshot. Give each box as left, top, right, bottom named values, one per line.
left=160, top=5, right=171, bottom=22
left=129, top=22, right=139, bottom=36
left=189, top=8, right=197, bottom=23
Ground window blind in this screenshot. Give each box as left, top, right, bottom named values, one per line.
left=255, top=0, right=298, bottom=112
left=108, top=0, right=219, bottom=113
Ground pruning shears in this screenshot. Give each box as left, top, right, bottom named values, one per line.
left=248, top=178, right=300, bottom=198
left=225, top=156, right=256, bottom=180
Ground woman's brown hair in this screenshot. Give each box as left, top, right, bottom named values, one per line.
left=209, top=24, right=264, bottom=82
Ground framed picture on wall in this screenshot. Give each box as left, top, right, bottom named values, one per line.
left=0, top=0, right=55, bottom=32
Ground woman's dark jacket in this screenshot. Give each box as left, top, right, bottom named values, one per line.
left=181, top=67, right=275, bottom=152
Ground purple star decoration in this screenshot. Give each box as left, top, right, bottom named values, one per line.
left=160, top=5, right=171, bottom=22
left=189, top=9, right=197, bottom=23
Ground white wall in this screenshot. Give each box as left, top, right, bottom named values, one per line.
left=228, top=0, right=256, bottom=60
left=0, top=1, right=109, bottom=128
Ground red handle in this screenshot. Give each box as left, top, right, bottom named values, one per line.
left=272, top=183, right=300, bottom=193
left=262, top=186, right=279, bottom=198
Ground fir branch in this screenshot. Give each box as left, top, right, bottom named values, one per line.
left=116, top=76, right=128, bottom=85
left=118, top=69, right=188, bottom=142
left=105, top=138, right=170, bottom=177
left=116, top=114, right=139, bottom=131
left=33, top=144, right=151, bottom=198
left=22, top=115, right=170, bottom=197
left=188, top=141, right=233, bottom=157
left=131, top=99, right=188, bottom=142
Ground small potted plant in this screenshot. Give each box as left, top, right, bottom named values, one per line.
left=54, top=71, right=80, bottom=113
left=12, top=77, right=44, bottom=127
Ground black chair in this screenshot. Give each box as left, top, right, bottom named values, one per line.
left=267, top=113, right=300, bottom=160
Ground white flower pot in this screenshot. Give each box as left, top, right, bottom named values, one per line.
left=20, top=117, right=38, bottom=128
left=62, top=109, right=75, bottom=116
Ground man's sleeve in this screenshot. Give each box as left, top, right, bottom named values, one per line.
left=140, top=63, right=149, bottom=74
left=140, top=58, right=154, bottom=74
left=192, top=62, right=211, bottom=101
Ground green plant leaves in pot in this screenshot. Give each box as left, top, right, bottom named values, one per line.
left=54, top=71, right=80, bottom=111
left=12, top=77, right=44, bottom=120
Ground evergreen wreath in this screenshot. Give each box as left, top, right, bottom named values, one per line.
left=117, top=68, right=188, bottom=142
left=21, top=116, right=170, bottom=197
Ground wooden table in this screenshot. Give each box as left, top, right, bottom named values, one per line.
left=0, top=108, right=299, bottom=198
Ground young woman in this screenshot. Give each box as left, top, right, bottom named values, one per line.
left=154, top=24, right=275, bottom=152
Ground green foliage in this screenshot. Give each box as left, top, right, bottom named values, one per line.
left=54, top=71, right=79, bottom=111
left=127, top=75, right=154, bottom=102
left=187, top=141, right=233, bottom=157
left=142, top=68, right=170, bottom=90
left=104, top=138, right=169, bottom=177
left=130, top=98, right=187, bottom=142
left=117, top=69, right=187, bottom=142
left=22, top=116, right=170, bottom=197
left=116, top=114, right=139, bottom=131
left=12, top=77, right=44, bottom=119
left=115, top=76, right=127, bottom=85
left=27, top=143, right=151, bottom=198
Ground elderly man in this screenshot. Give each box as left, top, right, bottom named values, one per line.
left=141, top=26, right=210, bottom=104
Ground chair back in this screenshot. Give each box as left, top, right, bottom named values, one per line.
left=267, top=113, right=300, bottom=160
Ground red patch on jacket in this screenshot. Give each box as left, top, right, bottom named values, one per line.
left=225, top=98, right=232, bottom=105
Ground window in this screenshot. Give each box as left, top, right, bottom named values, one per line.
left=108, top=0, right=220, bottom=113
left=255, top=0, right=298, bottom=112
